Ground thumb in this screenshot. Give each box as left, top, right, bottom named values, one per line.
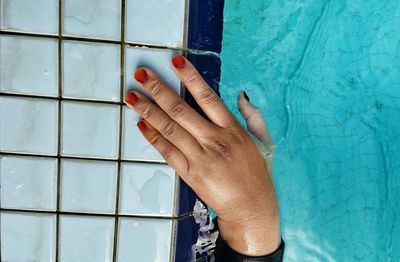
left=237, top=91, right=274, bottom=148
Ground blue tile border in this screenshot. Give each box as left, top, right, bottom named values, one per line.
left=175, top=0, right=225, bottom=260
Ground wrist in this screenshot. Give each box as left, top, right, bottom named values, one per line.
left=217, top=206, right=281, bottom=256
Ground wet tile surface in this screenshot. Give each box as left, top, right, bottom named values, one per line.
left=62, top=41, right=120, bottom=101
left=0, top=35, right=58, bottom=96
left=63, top=0, right=121, bottom=40
left=59, top=215, right=114, bottom=262
left=61, top=101, right=120, bottom=159
left=1, top=212, right=56, bottom=262
left=0, top=96, right=58, bottom=155
left=125, top=0, right=185, bottom=47
left=60, top=159, right=117, bottom=213
left=0, top=0, right=58, bottom=34
left=117, top=217, right=172, bottom=262
left=0, top=156, right=57, bottom=210
left=119, top=162, right=176, bottom=216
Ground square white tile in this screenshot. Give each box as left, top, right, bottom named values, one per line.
left=117, top=217, right=172, bottom=262
left=60, top=159, right=118, bottom=213
left=63, top=0, right=121, bottom=40
left=0, top=96, right=58, bottom=155
left=0, top=35, right=58, bottom=96
left=125, top=46, right=181, bottom=96
left=125, top=0, right=185, bottom=47
left=1, top=212, right=56, bottom=262
left=61, top=101, right=120, bottom=159
left=59, top=215, right=114, bottom=262
left=121, top=106, right=164, bottom=161
left=119, top=162, right=176, bottom=216
left=0, top=0, right=58, bottom=34
left=62, top=41, right=120, bottom=101
left=0, top=156, right=57, bottom=210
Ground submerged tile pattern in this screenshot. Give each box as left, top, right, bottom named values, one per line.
left=0, top=1, right=189, bottom=261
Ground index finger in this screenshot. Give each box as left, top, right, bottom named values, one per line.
left=171, top=55, right=238, bottom=128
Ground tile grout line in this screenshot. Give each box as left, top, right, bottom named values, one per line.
left=112, top=0, right=126, bottom=261
left=0, top=30, right=220, bottom=57
left=0, top=208, right=177, bottom=219
left=55, top=0, right=63, bottom=261
left=0, top=151, right=169, bottom=165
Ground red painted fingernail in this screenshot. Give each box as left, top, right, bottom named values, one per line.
left=134, top=68, right=148, bottom=83
left=243, top=91, right=250, bottom=102
left=172, top=55, right=186, bottom=69
left=137, top=120, right=147, bottom=132
left=125, top=92, right=138, bottom=106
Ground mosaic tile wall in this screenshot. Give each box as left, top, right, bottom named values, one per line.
left=0, top=0, right=191, bottom=261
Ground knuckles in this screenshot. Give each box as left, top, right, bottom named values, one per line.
left=146, top=78, right=163, bottom=97
left=160, top=120, right=177, bottom=138
left=140, top=103, right=155, bottom=118
left=168, top=100, right=186, bottom=119
left=198, top=90, right=218, bottom=105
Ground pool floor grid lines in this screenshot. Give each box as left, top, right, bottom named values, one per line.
left=0, top=0, right=196, bottom=260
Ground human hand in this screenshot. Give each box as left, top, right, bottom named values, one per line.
left=124, top=55, right=281, bottom=256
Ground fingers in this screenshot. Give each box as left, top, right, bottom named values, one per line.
left=132, top=67, right=216, bottom=139
left=136, top=119, right=189, bottom=176
left=125, top=91, right=202, bottom=156
left=171, top=55, right=238, bottom=128
left=237, top=91, right=273, bottom=147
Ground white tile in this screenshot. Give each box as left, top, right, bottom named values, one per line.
left=62, top=41, right=120, bottom=101
left=59, top=215, right=114, bottom=262
left=117, top=217, right=172, bottom=262
left=122, top=47, right=181, bottom=161
left=124, top=46, right=181, bottom=96
left=0, top=156, right=57, bottom=210
left=61, top=159, right=117, bottom=213
left=122, top=106, right=164, bottom=161
left=0, top=97, right=58, bottom=155
left=0, top=0, right=58, bottom=34
left=0, top=35, right=58, bottom=96
left=125, top=0, right=185, bottom=47
left=119, top=163, right=175, bottom=216
left=63, top=0, right=121, bottom=40
left=1, top=212, right=56, bottom=262
left=61, top=101, right=120, bottom=159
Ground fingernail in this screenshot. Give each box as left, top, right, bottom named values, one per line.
left=243, top=91, right=250, bottom=102
left=125, top=92, right=138, bottom=106
left=137, top=120, right=147, bottom=132
left=134, top=68, right=148, bottom=83
left=172, top=55, right=186, bottom=69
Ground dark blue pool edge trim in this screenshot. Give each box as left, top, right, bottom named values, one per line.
left=175, top=0, right=225, bottom=261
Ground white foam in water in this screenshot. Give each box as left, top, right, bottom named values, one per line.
left=191, top=199, right=219, bottom=259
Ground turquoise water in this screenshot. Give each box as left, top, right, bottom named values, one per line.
left=220, top=1, right=400, bottom=261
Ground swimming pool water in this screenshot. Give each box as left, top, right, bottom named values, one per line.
left=220, top=1, right=400, bottom=261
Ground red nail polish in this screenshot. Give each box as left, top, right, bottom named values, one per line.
left=172, top=55, right=186, bottom=69
left=137, top=120, right=147, bottom=132
left=134, top=68, right=148, bottom=83
left=125, top=92, right=138, bottom=106
left=243, top=91, right=250, bottom=102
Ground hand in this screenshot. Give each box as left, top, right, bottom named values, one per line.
left=124, top=55, right=281, bottom=256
